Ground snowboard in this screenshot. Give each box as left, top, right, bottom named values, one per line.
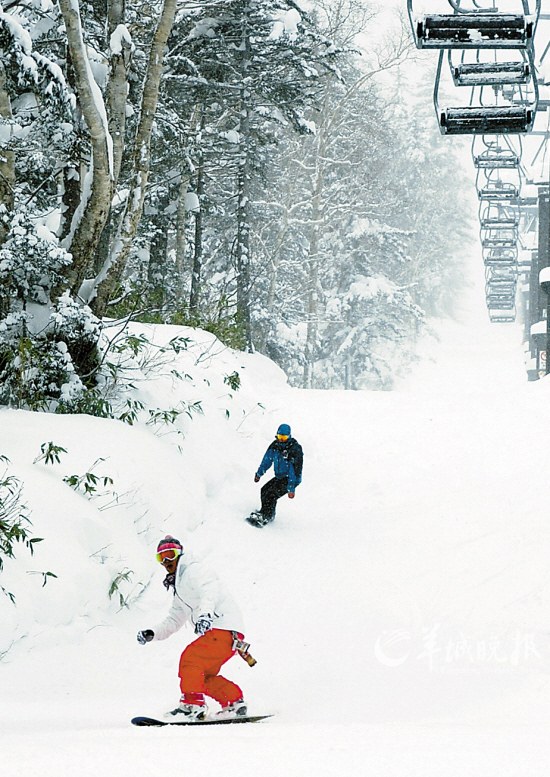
left=245, top=510, right=272, bottom=528
left=131, top=714, right=272, bottom=727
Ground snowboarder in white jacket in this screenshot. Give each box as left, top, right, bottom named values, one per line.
left=137, top=535, right=249, bottom=721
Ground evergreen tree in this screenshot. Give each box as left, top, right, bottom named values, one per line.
left=0, top=5, right=102, bottom=409
left=247, top=3, right=473, bottom=388
left=141, top=0, right=339, bottom=348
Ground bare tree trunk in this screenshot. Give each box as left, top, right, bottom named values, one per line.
left=0, top=62, right=14, bottom=248
left=91, top=0, right=177, bottom=317
left=106, top=0, right=131, bottom=185
left=91, top=1, right=132, bottom=285
left=174, top=104, right=202, bottom=308
left=235, top=133, right=252, bottom=350
left=175, top=171, right=191, bottom=304
left=302, top=212, right=320, bottom=388
left=302, top=128, right=326, bottom=389
left=57, top=0, right=114, bottom=298
left=234, top=11, right=253, bottom=351
left=59, top=141, right=86, bottom=245
left=0, top=61, right=14, bottom=318
left=190, top=148, right=205, bottom=316
left=148, top=198, right=170, bottom=310
left=264, top=202, right=291, bottom=313
left=58, top=49, right=84, bottom=244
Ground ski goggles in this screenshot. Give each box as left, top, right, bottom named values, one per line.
left=276, top=434, right=289, bottom=441
left=156, top=548, right=182, bottom=564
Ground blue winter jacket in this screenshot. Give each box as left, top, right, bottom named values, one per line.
left=256, top=438, right=303, bottom=493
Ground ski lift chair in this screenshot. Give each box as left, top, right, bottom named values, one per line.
left=480, top=210, right=518, bottom=235
left=477, top=180, right=520, bottom=200
left=452, top=59, right=531, bottom=87
left=479, top=198, right=520, bottom=227
left=476, top=162, right=522, bottom=198
left=488, top=309, right=517, bottom=322
left=479, top=198, right=520, bottom=228
left=483, top=254, right=517, bottom=267
left=486, top=276, right=517, bottom=291
left=487, top=280, right=516, bottom=290
left=408, top=5, right=536, bottom=50
left=486, top=275, right=517, bottom=288
left=483, top=243, right=518, bottom=255
left=473, top=145, right=520, bottom=167
left=478, top=200, right=520, bottom=224
left=486, top=293, right=516, bottom=309
left=486, top=283, right=517, bottom=302
left=483, top=237, right=518, bottom=250
left=487, top=263, right=518, bottom=279
left=479, top=215, right=519, bottom=228
left=440, top=104, right=535, bottom=135
left=483, top=248, right=517, bottom=270
left=481, top=232, right=518, bottom=248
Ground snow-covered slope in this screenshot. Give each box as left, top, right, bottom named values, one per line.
left=3, top=279, right=550, bottom=776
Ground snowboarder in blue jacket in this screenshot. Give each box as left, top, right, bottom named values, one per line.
left=254, top=423, right=303, bottom=524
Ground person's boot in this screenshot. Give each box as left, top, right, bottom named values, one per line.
left=164, top=700, right=207, bottom=722
left=216, top=699, right=248, bottom=720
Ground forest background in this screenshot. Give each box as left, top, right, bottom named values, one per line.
left=0, top=0, right=473, bottom=410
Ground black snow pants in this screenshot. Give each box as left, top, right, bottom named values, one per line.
left=260, top=477, right=289, bottom=521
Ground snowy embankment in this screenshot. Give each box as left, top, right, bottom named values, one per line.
left=2, top=314, right=550, bottom=776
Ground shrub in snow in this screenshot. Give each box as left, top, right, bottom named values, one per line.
left=0, top=455, right=41, bottom=603
left=0, top=210, right=72, bottom=304
left=0, top=294, right=102, bottom=412
left=0, top=203, right=105, bottom=411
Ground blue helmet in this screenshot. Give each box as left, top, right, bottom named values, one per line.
left=277, top=423, right=291, bottom=437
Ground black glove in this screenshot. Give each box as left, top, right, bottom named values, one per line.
left=254, top=474, right=260, bottom=483
left=137, top=629, right=154, bottom=645
left=194, top=614, right=213, bottom=636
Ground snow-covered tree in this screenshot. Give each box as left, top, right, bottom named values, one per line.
left=0, top=4, right=103, bottom=409
left=321, top=221, right=424, bottom=389
left=248, top=1, right=473, bottom=389
left=249, top=0, right=415, bottom=387
left=127, top=0, right=339, bottom=348
left=387, top=70, right=474, bottom=318
left=0, top=1, right=178, bottom=407
left=90, top=0, right=177, bottom=315
left=0, top=0, right=475, bottom=409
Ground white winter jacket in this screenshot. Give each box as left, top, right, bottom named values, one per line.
left=152, top=552, right=245, bottom=641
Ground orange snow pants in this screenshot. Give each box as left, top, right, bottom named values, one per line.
left=179, top=628, right=243, bottom=706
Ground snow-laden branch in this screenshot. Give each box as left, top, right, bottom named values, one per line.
left=58, top=0, right=113, bottom=179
